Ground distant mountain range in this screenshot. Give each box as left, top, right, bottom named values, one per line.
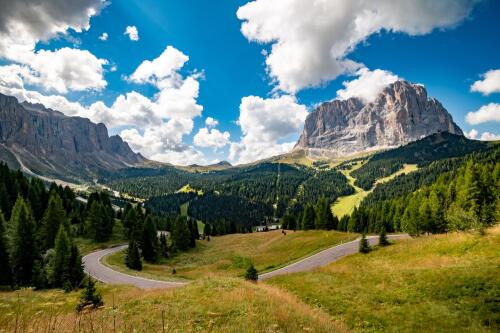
left=0, top=93, right=144, bottom=182
left=0, top=80, right=469, bottom=184
left=294, top=80, right=463, bottom=158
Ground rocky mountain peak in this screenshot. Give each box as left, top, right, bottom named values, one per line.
left=0, top=93, right=145, bottom=182
left=295, top=80, right=463, bottom=157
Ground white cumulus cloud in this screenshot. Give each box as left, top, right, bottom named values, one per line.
left=205, top=117, right=219, bottom=128
left=229, top=95, right=308, bottom=164
left=465, top=129, right=500, bottom=141
left=99, top=32, right=108, bottom=41
left=194, top=128, right=231, bottom=149
left=336, top=68, right=399, bottom=103
left=470, top=69, right=500, bottom=95
left=237, top=0, right=477, bottom=93
left=466, top=103, right=500, bottom=125
left=124, top=25, right=139, bottom=41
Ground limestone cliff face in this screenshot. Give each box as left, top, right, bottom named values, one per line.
left=295, top=80, right=463, bottom=157
left=0, top=93, right=144, bottom=181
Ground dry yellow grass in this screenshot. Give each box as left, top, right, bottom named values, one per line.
left=104, top=230, right=356, bottom=281
left=0, top=277, right=346, bottom=333
left=269, top=226, right=500, bottom=332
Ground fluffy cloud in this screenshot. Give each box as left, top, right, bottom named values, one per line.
left=229, top=95, right=308, bottom=164
left=470, top=69, right=500, bottom=95
left=465, top=129, right=500, bottom=141
left=99, top=32, right=108, bottom=41
left=0, top=0, right=104, bottom=61
left=119, top=119, right=208, bottom=165
left=465, top=103, right=500, bottom=125
left=124, top=25, right=139, bottom=41
left=194, top=128, right=231, bottom=149
left=90, top=46, right=205, bottom=164
left=129, top=46, right=188, bottom=85
left=205, top=117, right=219, bottom=128
left=0, top=0, right=107, bottom=94
left=237, top=0, right=476, bottom=93
left=336, top=68, right=399, bottom=103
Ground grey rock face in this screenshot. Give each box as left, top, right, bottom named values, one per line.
left=295, top=80, right=463, bottom=157
left=0, top=93, right=144, bottom=181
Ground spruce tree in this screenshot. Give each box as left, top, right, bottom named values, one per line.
left=203, top=223, right=211, bottom=237
left=126, top=241, right=142, bottom=271
left=0, top=211, right=12, bottom=285
left=85, top=201, right=114, bottom=242
left=172, top=216, right=191, bottom=251
left=301, top=204, right=316, bottom=230
left=10, top=197, right=39, bottom=286
left=67, top=244, right=84, bottom=289
left=315, top=198, right=330, bottom=229
left=244, top=264, right=258, bottom=281
left=42, top=192, right=67, bottom=250
left=77, top=276, right=103, bottom=312
left=123, top=206, right=140, bottom=240
left=141, top=216, right=160, bottom=263
left=52, top=225, right=71, bottom=287
left=359, top=233, right=371, bottom=254
left=159, top=233, right=169, bottom=258
left=379, top=227, right=389, bottom=246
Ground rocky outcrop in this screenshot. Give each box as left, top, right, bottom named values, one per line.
left=0, top=93, right=144, bottom=181
left=295, top=80, right=463, bottom=157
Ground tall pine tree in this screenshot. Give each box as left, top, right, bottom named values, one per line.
left=10, top=197, right=39, bottom=286
left=42, top=192, right=67, bottom=250
left=301, top=204, right=316, bottom=230
left=126, top=241, right=142, bottom=270
left=141, top=216, right=160, bottom=263
left=0, top=211, right=12, bottom=285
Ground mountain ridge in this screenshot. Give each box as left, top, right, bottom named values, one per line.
left=295, top=80, right=463, bottom=158
left=0, top=93, right=145, bottom=182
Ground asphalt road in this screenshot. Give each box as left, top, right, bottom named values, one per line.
left=83, top=234, right=409, bottom=289
left=82, top=245, right=187, bottom=289
left=258, top=234, right=409, bottom=280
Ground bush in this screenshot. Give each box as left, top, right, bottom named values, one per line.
left=359, top=234, right=371, bottom=254
left=245, top=264, right=258, bottom=281
left=77, top=276, right=103, bottom=312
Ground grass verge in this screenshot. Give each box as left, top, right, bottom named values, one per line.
left=268, top=226, right=500, bottom=332
left=0, top=277, right=345, bottom=333
left=103, top=230, right=357, bottom=281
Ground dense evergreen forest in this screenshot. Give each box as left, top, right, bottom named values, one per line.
left=0, top=163, right=197, bottom=287
left=280, top=140, right=499, bottom=236
left=121, top=163, right=354, bottom=227
left=351, top=132, right=492, bottom=190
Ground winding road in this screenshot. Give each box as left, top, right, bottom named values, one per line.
left=83, top=234, right=409, bottom=289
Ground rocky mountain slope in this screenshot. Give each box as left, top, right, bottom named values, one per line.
left=0, top=93, right=144, bottom=182
left=295, top=80, right=463, bottom=157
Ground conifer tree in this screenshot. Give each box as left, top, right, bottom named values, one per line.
left=379, top=227, right=389, bottom=246
left=77, top=276, right=103, bottom=312
left=141, top=216, right=160, bottom=262
left=171, top=216, right=191, bottom=251
left=52, top=225, right=71, bottom=287
left=85, top=201, right=114, bottom=242
left=10, top=197, right=38, bottom=286
left=159, top=233, right=169, bottom=258
left=67, top=244, right=84, bottom=289
left=0, top=211, right=12, bottom=285
left=359, top=233, right=371, bottom=254
left=203, top=223, right=211, bottom=237
left=42, top=192, right=67, bottom=249
left=123, top=206, right=140, bottom=240
left=314, top=198, right=329, bottom=229
left=245, top=264, right=258, bottom=281
left=126, top=241, right=142, bottom=270
left=301, top=204, right=316, bottom=230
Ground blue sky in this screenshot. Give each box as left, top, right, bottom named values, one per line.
left=0, top=0, right=498, bottom=165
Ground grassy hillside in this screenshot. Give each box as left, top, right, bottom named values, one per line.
left=269, top=226, right=500, bottom=332
left=331, top=162, right=418, bottom=218
left=104, top=230, right=357, bottom=280
left=0, top=277, right=344, bottom=333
